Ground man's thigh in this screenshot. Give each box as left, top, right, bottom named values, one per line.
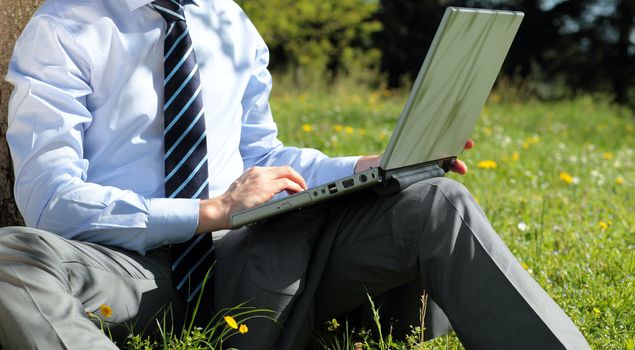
left=210, top=177, right=462, bottom=348
left=313, top=179, right=434, bottom=321
left=0, top=227, right=186, bottom=346
left=312, top=178, right=467, bottom=334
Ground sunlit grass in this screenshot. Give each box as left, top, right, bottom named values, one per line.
left=118, top=82, right=634, bottom=349
left=270, top=84, right=635, bottom=350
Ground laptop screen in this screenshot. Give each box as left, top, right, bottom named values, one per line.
left=380, top=7, right=524, bottom=170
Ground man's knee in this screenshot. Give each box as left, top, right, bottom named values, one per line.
left=405, top=177, right=477, bottom=213
left=424, top=177, right=473, bottom=203
left=395, top=177, right=484, bottom=246
left=1, top=226, right=57, bottom=246
left=0, top=226, right=66, bottom=267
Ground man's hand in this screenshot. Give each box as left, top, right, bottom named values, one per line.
left=197, top=166, right=307, bottom=233
left=354, top=139, right=475, bottom=175
left=448, top=139, right=475, bottom=175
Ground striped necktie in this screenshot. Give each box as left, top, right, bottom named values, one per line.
left=154, top=0, right=215, bottom=302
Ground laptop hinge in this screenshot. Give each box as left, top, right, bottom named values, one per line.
left=374, top=157, right=454, bottom=196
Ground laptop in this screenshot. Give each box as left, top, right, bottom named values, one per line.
left=230, top=7, right=524, bottom=229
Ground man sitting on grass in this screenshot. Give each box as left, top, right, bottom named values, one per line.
left=0, top=0, right=590, bottom=349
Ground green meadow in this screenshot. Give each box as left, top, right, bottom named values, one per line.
left=270, top=85, right=635, bottom=350
left=123, top=85, right=634, bottom=349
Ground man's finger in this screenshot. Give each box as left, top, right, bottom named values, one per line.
left=450, top=159, right=468, bottom=175
left=267, top=166, right=308, bottom=190
left=464, top=139, right=475, bottom=150
left=272, top=178, right=306, bottom=195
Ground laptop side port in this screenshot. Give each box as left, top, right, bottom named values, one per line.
left=343, top=179, right=354, bottom=188
left=327, top=183, right=338, bottom=194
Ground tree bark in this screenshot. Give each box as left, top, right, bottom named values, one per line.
left=1, top=0, right=44, bottom=227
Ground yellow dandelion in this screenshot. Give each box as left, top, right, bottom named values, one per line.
left=603, top=152, right=613, bottom=160
left=99, top=304, right=113, bottom=318
left=559, top=172, right=574, bottom=184
left=302, top=124, right=313, bottom=133
left=224, top=315, right=238, bottom=329
left=239, top=324, right=248, bottom=334
left=344, top=126, right=354, bottom=134
left=525, top=135, right=540, bottom=145
left=598, top=221, right=609, bottom=230
left=334, top=124, right=343, bottom=132
left=511, top=151, right=520, bottom=161
left=477, top=160, right=497, bottom=169
left=522, top=142, right=530, bottom=149
left=615, top=177, right=624, bottom=185
left=521, top=262, right=529, bottom=270
left=592, top=307, right=601, bottom=315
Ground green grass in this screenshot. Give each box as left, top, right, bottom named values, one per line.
left=269, top=85, right=635, bottom=350
left=121, top=84, right=634, bottom=349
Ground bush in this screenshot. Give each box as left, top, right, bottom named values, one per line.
left=235, top=0, right=382, bottom=86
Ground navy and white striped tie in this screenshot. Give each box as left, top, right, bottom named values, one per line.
left=154, top=0, right=215, bottom=302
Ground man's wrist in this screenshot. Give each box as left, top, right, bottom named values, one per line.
left=354, top=155, right=382, bottom=174
left=197, top=196, right=231, bottom=233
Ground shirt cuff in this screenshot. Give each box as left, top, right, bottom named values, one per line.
left=315, top=156, right=361, bottom=186
left=146, top=198, right=200, bottom=250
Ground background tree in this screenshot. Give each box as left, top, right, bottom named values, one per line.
left=375, top=0, right=634, bottom=107
left=373, top=0, right=448, bottom=87
left=614, top=0, right=634, bottom=103
left=235, top=0, right=382, bottom=86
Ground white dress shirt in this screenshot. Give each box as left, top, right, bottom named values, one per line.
left=6, top=0, right=359, bottom=254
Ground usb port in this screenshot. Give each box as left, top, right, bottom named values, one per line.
left=342, top=179, right=354, bottom=188
left=327, top=183, right=338, bottom=194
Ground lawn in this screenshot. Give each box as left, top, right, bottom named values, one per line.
left=123, top=85, right=634, bottom=349
left=269, top=85, right=635, bottom=350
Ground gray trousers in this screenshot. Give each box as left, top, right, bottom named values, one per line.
left=0, top=178, right=590, bottom=349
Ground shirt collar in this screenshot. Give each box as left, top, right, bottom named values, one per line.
left=125, top=0, right=199, bottom=11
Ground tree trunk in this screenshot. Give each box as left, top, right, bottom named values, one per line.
left=0, top=0, right=44, bottom=227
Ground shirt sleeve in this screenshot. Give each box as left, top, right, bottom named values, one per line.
left=5, top=16, right=197, bottom=255
left=238, top=34, right=360, bottom=188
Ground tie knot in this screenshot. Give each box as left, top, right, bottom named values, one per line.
left=152, top=0, right=185, bottom=23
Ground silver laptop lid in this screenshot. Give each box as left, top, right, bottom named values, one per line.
left=380, top=7, right=524, bottom=170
